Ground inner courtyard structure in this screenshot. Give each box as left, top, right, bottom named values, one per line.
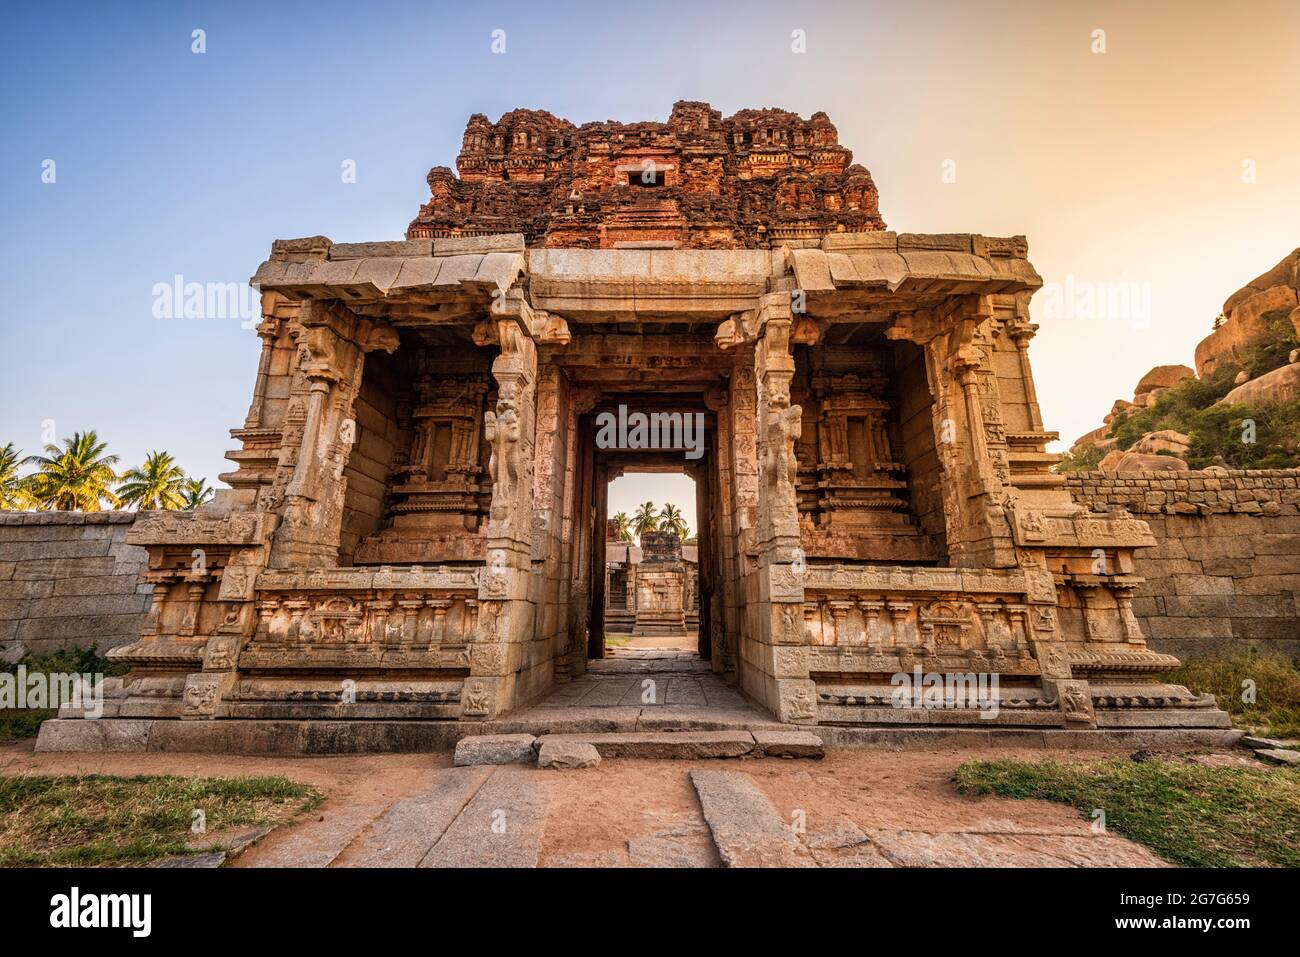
left=106, top=103, right=1226, bottom=732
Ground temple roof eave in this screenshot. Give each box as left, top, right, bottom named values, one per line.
left=248, top=230, right=1041, bottom=328
left=790, top=232, right=1042, bottom=299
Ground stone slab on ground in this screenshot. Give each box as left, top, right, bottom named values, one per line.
left=453, top=733, right=537, bottom=766
left=1242, top=735, right=1298, bottom=751
left=1256, top=748, right=1300, bottom=766
left=864, top=829, right=1165, bottom=868
left=537, top=730, right=756, bottom=760
left=240, top=798, right=392, bottom=868
left=867, top=830, right=1066, bottom=867
left=752, top=729, right=823, bottom=758
left=804, top=820, right=893, bottom=867
left=419, top=769, right=549, bottom=867
left=334, top=766, right=492, bottom=867
left=626, top=823, right=719, bottom=867
left=186, top=826, right=272, bottom=861
left=537, top=739, right=601, bottom=769
left=689, top=768, right=814, bottom=868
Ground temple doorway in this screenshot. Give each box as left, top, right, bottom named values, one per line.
left=576, top=394, right=722, bottom=676
left=602, top=472, right=700, bottom=661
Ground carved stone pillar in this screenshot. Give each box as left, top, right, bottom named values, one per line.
left=464, top=294, right=539, bottom=719
left=754, top=298, right=801, bottom=552
left=269, top=301, right=398, bottom=568
left=244, top=313, right=281, bottom=429
left=1112, top=584, right=1146, bottom=645
left=1007, top=318, right=1045, bottom=432
left=751, top=293, right=815, bottom=723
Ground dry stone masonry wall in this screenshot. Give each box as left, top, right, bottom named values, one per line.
left=1065, top=470, right=1300, bottom=658
left=0, top=512, right=150, bottom=662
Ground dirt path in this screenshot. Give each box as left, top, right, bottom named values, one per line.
left=1, top=740, right=1174, bottom=867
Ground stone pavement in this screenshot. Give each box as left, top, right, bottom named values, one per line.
left=4, top=740, right=1172, bottom=868
left=235, top=758, right=1165, bottom=869
left=508, top=648, right=778, bottom=733
left=616, top=632, right=699, bottom=652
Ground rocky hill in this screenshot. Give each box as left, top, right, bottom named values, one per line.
left=1063, top=248, right=1300, bottom=472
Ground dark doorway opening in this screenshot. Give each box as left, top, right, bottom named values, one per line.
left=578, top=399, right=717, bottom=666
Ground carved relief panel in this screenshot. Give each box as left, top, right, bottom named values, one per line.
left=388, top=371, right=491, bottom=527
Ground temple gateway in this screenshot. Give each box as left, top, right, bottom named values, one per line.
left=108, top=102, right=1226, bottom=732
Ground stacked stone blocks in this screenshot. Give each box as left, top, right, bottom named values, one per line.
left=0, top=512, right=150, bottom=661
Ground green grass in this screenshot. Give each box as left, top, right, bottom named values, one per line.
left=0, top=709, right=53, bottom=743
left=1164, top=649, right=1300, bottom=738
left=0, top=774, right=321, bottom=867
left=604, top=636, right=632, bottom=649
left=955, top=758, right=1300, bottom=867
left=0, top=645, right=130, bottom=743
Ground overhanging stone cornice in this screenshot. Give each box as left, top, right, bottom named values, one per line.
left=790, top=232, right=1042, bottom=315
left=249, top=234, right=527, bottom=325
left=249, top=231, right=1042, bottom=328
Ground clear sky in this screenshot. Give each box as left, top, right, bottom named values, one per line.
left=3, top=0, right=1297, bottom=526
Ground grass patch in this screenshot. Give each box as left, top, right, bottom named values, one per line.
left=0, top=645, right=130, bottom=743
left=1164, top=649, right=1300, bottom=739
left=955, top=758, right=1300, bottom=867
left=604, top=636, right=632, bottom=648
left=0, top=774, right=321, bottom=867
left=0, top=709, right=54, bottom=743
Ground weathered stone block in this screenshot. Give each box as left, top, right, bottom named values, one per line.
left=752, top=729, right=824, bottom=758
left=1171, top=574, right=1235, bottom=596
left=537, top=738, right=601, bottom=769
left=0, top=539, right=111, bottom=561
left=453, top=733, right=537, bottom=766
left=34, top=717, right=153, bottom=752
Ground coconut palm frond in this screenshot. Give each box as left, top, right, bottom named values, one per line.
left=117, top=450, right=188, bottom=510
left=632, top=501, right=659, bottom=538
left=24, top=431, right=120, bottom=511
left=658, top=502, right=688, bottom=540
left=0, top=442, right=40, bottom=509
left=182, top=477, right=215, bottom=510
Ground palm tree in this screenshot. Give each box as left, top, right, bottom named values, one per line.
left=610, top=511, right=633, bottom=542
left=659, top=502, right=688, bottom=540
left=181, top=477, right=215, bottom=510
left=0, top=443, right=32, bottom=510
left=117, top=451, right=187, bottom=510
left=632, top=501, right=659, bottom=539
left=24, top=431, right=120, bottom=511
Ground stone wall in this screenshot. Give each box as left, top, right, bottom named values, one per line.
left=0, top=512, right=150, bottom=662
left=1065, top=470, right=1300, bottom=658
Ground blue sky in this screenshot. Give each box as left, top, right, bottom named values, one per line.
left=3, top=0, right=1297, bottom=533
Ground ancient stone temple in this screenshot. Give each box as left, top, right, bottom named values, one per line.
left=604, top=531, right=700, bottom=637
left=101, top=102, right=1226, bottom=732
